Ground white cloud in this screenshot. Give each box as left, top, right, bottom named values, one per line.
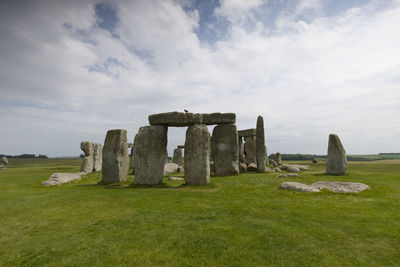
left=0, top=0, right=400, bottom=157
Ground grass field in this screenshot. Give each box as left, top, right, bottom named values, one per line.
left=1, top=158, right=399, bottom=266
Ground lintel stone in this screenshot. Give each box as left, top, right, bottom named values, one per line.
left=149, top=111, right=235, bottom=127
left=238, top=128, right=256, bottom=137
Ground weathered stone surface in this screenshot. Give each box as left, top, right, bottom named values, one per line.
left=270, top=159, right=278, bottom=168
left=292, top=165, right=309, bottom=171
left=275, top=153, right=282, bottom=165
left=273, top=167, right=281, bottom=172
left=127, top=143, right=134, bottom=148
left=238, top=128, right=256, bottom=137
left=238, top=137, right=244, bottom=163
left=164, top=162, right=180, bottom=175
left=326, top=134, right=347, bottom=175
left=312, top=181, right=370, bottom=193
left=149, top=112, right=235, bottom=126
left=0, top=157, right=8, bottom=169
left=244, top=136, right=256, bottom=164
left=247, top=163, right=257, bottom=171
left=256, top=116, right=266, bottom=172
left=280, top=164, right=289, bottom=170
left=130, top=146, right=135, bottom=170
left=102, top=129, right=129, bottom=184
left=210, top=161, right=215, bottom=173
left=184, top=124, right=210, bottom=185
left=265, top=167, right=274, bottom=173
left=280, top=182, right=320, bottom=192
left=212, top=123, right=239, bottom=176
left=93, top=143, right=102, bottom=172
left=133, top=126, right=167, bottom=185
left=42, top=172, right=82, bottom=186
left=173, top=148, right=183, bottom=166
left=210, top=136, right=214, bottom=161
left=287, top=166, right=301, bottom=173
left=80, top=141, right=94, bottom=173
left=276, top=173, right=299, bottom=178
left=239, top=162, right=247, bottom=172
left=280, top=181, right=370, bottom=193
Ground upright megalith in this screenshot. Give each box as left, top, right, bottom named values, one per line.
left=244, top=136, right=256, bottom=164
left=184, top=124, right=210, bottom=185
left=274, top=152, right=282, bottom=165
left=102, top=129, right=129, bottom=184
left=238, top=137, right=244, bottom=163
left=256, top=115, right=266, bottom=172
left=133, top=125, right=168, bottom=185
left=173, top=147, right=183, bottom=166
left=93, top=143, right=102, bottom=172
left=80, top=141, right=94, bottom=173
left=326, top=134, right=347, bottom=175
left=0, top=157, right=8, bottom=170
left=212, top=123, right=239, bottom=176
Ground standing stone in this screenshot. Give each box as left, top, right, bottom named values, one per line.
left=326, top=134, right=347, bottom=175
left=274, top=152, right=282, bottom=165
left=173, top=148, right=183, bottom=166
left=210, top=136, right=214, bottom=161
left=238, top=137, right=244, bottom=163
left=244, top=136, right=256, bottom=164
left=102, top=129, right=129, bottom=184
left=0, top=157, right=8, bottom=170
left=130, top=146, right=135, bottom=173
left=92, top=143, right=102, bottom=172
left=184, top=124, right=210, bottom=185
left=133, top=125, right=168, bottom=185
left=212, top=123, right=239, bottom=176
left=256, top=115, right=266, bottom=172
left=80, top=141, right=94, bottom=173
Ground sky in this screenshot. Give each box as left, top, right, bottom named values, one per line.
left=0, top=0, right=399, bottom=157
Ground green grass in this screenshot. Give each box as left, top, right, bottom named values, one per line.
left=1, top=158, right=400, bottom=266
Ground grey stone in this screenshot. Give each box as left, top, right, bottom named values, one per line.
left=238, top=128, right=256, bottom=137
left=265, top=167, right=274, bottom=173
left=239, top=162, right=247, bottom=172
left=0, top=157, right=8, bottom=169
left=127, top=143, right=134, bottom=148
left=312, top=181, right=370, bottom=193
left=133, top=126, right=168, bottom=185
left=287, top=166, right=301, bottom=173
left=244, top=136, right=256, bottom=164
left=149, top=112, right=235, bottom=127
left=212, top=123, right=239, bottom=176
left=42, top=172, right=82, bottom=186
left=130, top=146, right=135, bottom=171
left=326, top=134, right=347, bottom=175
left=92, top=143, right=102, bottom=172
left=270, top=159, right=278, bottom=168
left=184, top=124, right=210, bottom=185
left=210, top=161, right=215, bottom=173
left=280, top=164, right=290, bottom=170
left=238, top=137, right=244, bottom=163
left=80, top=141, right=94, bottom=173
left=276, top=173, right=299, bottom=178
left=173, top=148, right=183, bottom=165
left=291, top=165, right=309, bottom=171
left=164, top=162, right=180, bottom=175
left=247, top=163, right=257, bottom=171
left=102, top=129, right=129, bottom=184
left=256, top=115, right=266, bottom=172
left=274, top=153, right=282, bottom=165
left=273, top=167, right=281, bottom=172
left=280, top=182, right=321, bottom=192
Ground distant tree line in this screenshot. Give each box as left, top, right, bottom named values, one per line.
left=268, top=153, right=400, bottom=161
left=0, top=154, right=48, bottom=158
left=268, top=153, right=324, bottom=161
left=379, top=153, right=400, bottom=155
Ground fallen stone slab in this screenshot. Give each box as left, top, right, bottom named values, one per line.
left=280, top=181, right=370, bottom=193
left=42, top=172, right=83, bottom=186
left=312, top=181, right=370, bottom=193
left=169, top=176, right=184, bottom=181
left=238, top=128, right=256, bottom=137
left=287, top=166, right=300, bottom=173
left=149, top=112, right=235, bottom=126
left=276, top=173, right=299, bottom=178
left=164, top=162, right=180, bottom=175
left=280, top=182, right=320, bottom=192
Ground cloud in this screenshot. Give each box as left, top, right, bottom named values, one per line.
left=0, top=0, right=399, bottom=157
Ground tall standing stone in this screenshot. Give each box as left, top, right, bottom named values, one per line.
left=244, top=136, right=256, bottom=164
left=238, top=137, right=244, bottom=163
left=80, top=141, right=94, bottom=173
left=184, top=124, right=210, bottom=185
left=256, top=115, right=266, bottom=172
left=92, top=143, right=102, bottom=172
left=0, top=157, right=8, bottom=170
left=326, top=134, right=347, bottom=175
left=102, top=129, right=129, bottom=184
left=133, top=125, right=168, bottom=185
left=173, top=148, right=183, bottom=166
left=130, top=146, right=135, bottom=173
left=274, top=152, right=282, bottom=165
left=212, top=123, right=239, bottom=176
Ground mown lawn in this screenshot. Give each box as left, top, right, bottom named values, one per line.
left=0, top=158, right=399, bottom=266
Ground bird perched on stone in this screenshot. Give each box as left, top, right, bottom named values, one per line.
left=184, top=109, right=189, bottom=113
